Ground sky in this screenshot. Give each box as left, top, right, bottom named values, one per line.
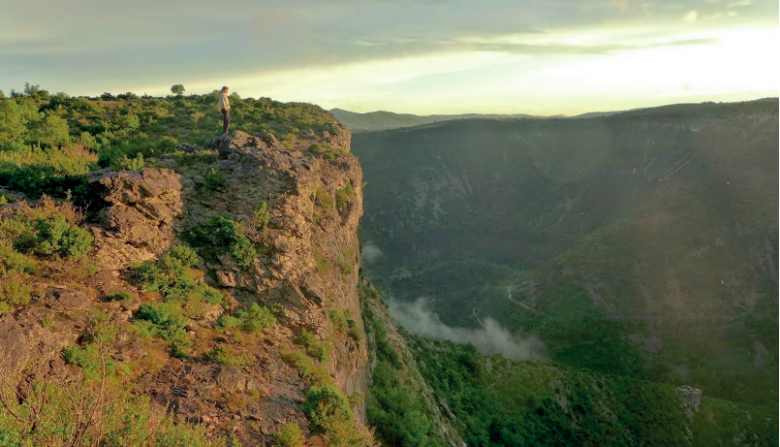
left=1, top=0, right=777, bottom=115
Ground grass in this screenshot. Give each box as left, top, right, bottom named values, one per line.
left=294, top=329, right=331, bottom=362
left=201, top=347, right=250, bottom=367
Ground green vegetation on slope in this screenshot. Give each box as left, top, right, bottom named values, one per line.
left=360, top=278, right=450, bottom=447
left=353, top=98, right=779, bottom=406
left=0, top=85, right=338, bottom=201
left=410, top=338, right=777, bottom=447
left=0, top=197, right=94, bottom=313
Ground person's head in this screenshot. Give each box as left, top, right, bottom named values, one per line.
left=221, top=86, right=229, bottom=94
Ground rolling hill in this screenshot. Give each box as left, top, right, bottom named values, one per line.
left=352, top=98, right=779, bottom=408
left=330, top=108, right=543, bottom=132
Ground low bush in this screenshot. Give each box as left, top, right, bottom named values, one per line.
left=15, top=215, right=93, bottom=259
left=185, top=214, right=266, bottom=269
left=274, top=422, right=305, bottom=447
left=0, top=238, right=37, bottom=275
left=133, top=245, right=223, bottom=308
left=302, top=384, right=354, bottom=431
left=253, top=202, right=271, bottom=232
left=134, top=302, right=191, bottom=358
left=282, top=350, right=332, bottom=386
left=218, top=302, right=276, bottom=333
left=335, top=183, right=356, bottom=208
left=112, top=153, right=146, bottom=171
left=315, top=188, right=334, bottom=210
left=294, top=329, right=331, bottom=362
left=348, top=326, right=363, bottom=343
left=201, top=347, right=249, bottom=367
left=328, top=309, right=349, bottom=333
left=203, top=166, right=226, bottom=190
left=0, top=272, right=34, bottom=312
left=104, top=291, right=132, bottom=302
left=338, top=259, right=353, bottom=276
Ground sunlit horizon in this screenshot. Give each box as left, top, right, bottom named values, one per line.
left=1, top=0, right=777, bottom=115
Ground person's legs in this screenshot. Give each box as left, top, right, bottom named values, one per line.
left=222, top=109, right=231, bottom=134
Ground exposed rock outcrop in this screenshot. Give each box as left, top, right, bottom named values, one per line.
left=89, top=168, right=183, bottom=270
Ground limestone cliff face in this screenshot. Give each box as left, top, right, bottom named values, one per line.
left=0, top=125, right=372, bottom=445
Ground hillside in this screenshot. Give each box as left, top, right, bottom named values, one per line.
left=353, top=98, right=779, bottom=408
left=411, top=338, right=776, bottom=447
left=330, top=108, right=541, bottom=132
left=0, top=91, right=376, bottom=445
left=1, top=90, right=777, bottom=446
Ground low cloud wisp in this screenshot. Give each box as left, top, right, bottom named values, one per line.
left=388, top=297, right=547, bottom=361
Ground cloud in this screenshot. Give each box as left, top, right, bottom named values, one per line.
left=609, top=0, right=631, bottom=12
left=684, top=10, right=699, bottom=22
left=361, top=243, right=384, bottom=265
left=1, top=0, right=776, bottom=113
left=388, top=297, right=547, bottom=361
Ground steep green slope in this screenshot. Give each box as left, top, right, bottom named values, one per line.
left=352, top=98, right=779, bottom=406
left=410, top=339, right=777, bottom=447
left=360, top=276, right=464, bottom=447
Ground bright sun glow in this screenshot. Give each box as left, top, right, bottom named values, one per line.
left=133, top=26, right=776, bottom=115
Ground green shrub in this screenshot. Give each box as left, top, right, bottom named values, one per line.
left=282, top=350, right=315, bottom=376
left=133, top=247, right=221, bottom=306
left=0, top=145, right=97, bottom=198
left=338, top=259, right=354, bottom=275
left=0, top=272, right=34, bottom=312
left=328, top=309, right=349, bottom=333
left=274, top=422, right=305, bottom=447
left=236, top=302, right=276, bottom=331
left=302, top=384, right=354, bottom=431
left=308, top=143, right=349, bottom=161
left=336, top=183, right=356, bottom=208
left=230, top=235, right=259, bottom=269
left=194, top=287, right=224, bottom=305
left=112, top=152, right=145, bottom=171
left=218, top=303, right=276, bottom=333
left=0, top=238, right=37, bottom=275
left=0, top=375, right=228, bottom=446
left=104, top=291, right=132, bottom=302
left=186, top=214, right=236, bottom=248
left=63, top=313, right=121, bottom=381
left=315, top=188, right=334, bottom=210
left=201, top=347, right=249, bottom=367
left=348, top=326, right=363, bottom=343
left=294, top=329, right=330, bottom=362
left=23, top=215, right=93, bottom=259
left=135, top=302, right=191, bottom=357
left=282, top=350, right=332, bottom=386
left=169, top=243, right=199, bottom=267
left=185, top=214, right=265, bottom=269
left=253, top=202, right=271, bottom=232
left=203, top=166, right=226, bottom=190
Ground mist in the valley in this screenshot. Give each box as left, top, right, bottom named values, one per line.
left=388, top=297, right=547, bottom=361
left=360, top=242, right=384, bottom=265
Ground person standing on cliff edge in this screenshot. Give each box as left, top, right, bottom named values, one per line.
left=219, top=86, right=231, bottom=135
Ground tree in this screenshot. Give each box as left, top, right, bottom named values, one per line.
left=100, top=92, right=115, bottom=101
left=0, top=100, right=42, bottom=149
left=170, top=84, right=185, bottom=95
left=23, top=82, right=40, bottom=97
left=0, top=90, right=5, bottom=99
left=116, top=92, right=138, bottom=100
left=32, top=115, right=70, bottom=148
